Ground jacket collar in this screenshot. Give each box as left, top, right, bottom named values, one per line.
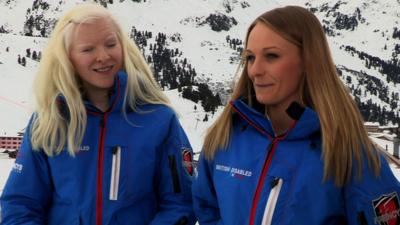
left=231, top=98, right=320, bottom=140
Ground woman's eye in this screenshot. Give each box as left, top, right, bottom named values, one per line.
left=245, top=55, right=255, bottom=62
left=106, top=43, right=116, bottom=48
left=82, top=48, right=93, bottom=52
left=265, top=53, right=279, bottom=60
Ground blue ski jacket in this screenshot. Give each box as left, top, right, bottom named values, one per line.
left=0, top=71, right=196, bottom=225
left=192, top=99, right=400, bottom=225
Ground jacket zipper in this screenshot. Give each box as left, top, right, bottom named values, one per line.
left=230, top=103, right=298, bottom=225
left=357, top=212, right=368, bottom=225
left=168, top=155, right=181, bottom=193
left=90, top=76, right=120, bottom=225
left=261, top=178, right=283, bottom=225
left=96, top=114, right=107, bottom=225
left=248, top=138, right=278, bottom=225
left=109, top=146, right=121, bottom=200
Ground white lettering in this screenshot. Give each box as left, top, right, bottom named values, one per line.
left=375, top=209, right=400, bottom=224
left=216, top=164, right=231, bottom=172
left=12, top=163, right=23, bottom=173
left=215, top=164, right=252, bottom=178
left=230, top=167, right=252, bottom=177
left=78, top=146, right=90, bottom=151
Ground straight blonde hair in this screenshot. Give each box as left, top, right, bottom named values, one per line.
left=203, top=6, right=380, bottom=186
left=31, top=3, right=170, bottom=156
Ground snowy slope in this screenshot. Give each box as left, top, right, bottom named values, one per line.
left=0, top=34, right=37, bottom=135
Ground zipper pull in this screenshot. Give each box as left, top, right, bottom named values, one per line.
left=112, top=146, right=118, bottom=155
left=270, top=177, right=280, bottom=189
left=174, top=216, right=188, bottom=225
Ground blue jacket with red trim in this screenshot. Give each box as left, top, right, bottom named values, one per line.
left=0, top=71, right=196, bottom=225
left=192, top=98, right=400, bottom=225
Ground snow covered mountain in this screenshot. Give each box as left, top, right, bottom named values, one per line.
left=0, top=0, right=399, bottom=153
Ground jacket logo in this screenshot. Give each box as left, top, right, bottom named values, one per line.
left=215, top=164, right=252, bottom=179
left=12, top=163, right=23, bottom=173
left=182, top=148, right=194, bottom=176
left=77, top=145, right=90, bottom=151
left=373, top=192, right=400, bottom=225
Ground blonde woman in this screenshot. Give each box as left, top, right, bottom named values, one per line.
left=0, top=4, right=195, bottom=225
left=192, top=5, right=400, bottom=225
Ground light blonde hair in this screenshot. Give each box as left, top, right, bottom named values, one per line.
left=31, top=3, right=170, bottom=156
left=203, top=5, right=380, bottom=186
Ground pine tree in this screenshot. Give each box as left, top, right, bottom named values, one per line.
left=21, top=57, right=26, bottom=66
left=32, top=51, right=37, bottom=60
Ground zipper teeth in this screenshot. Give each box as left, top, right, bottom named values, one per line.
left=109, top=146, right=121, bottom=200
left=261, top=178, right=283, bottom=225
left=96, top=115, right=107, bottom=225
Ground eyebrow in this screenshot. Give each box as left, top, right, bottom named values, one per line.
left=244, top=46, right=280, bottom=53
left=74, top=35, right=118, bottom=47
left=74, top=43, right=93, bottom=48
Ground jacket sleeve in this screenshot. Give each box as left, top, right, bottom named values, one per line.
left=192, top=153, right=224, bottom=225
left=0, top=116, right=53, bottom=225
left=345, top=154, right=400, bottom=225
left=149, top=114, right=196, bottom=225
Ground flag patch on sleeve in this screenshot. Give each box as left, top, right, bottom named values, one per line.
left=181, top=148, right=194, bottom=176
left=372, top=192, right=400, bottom=225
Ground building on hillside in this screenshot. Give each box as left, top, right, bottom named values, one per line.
left=0, top=130, right=24, bottom=151
left=370, top=133, right=400, bottom=159
left=365, top=122, right=380, bottom=133
left=365, top=122, right=399, bottom=135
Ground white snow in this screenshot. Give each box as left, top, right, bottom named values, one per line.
left=0, top=154, right=14, bottom=195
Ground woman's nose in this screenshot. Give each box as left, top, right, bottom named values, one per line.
left=96, top=48, right=110, bottom=62
left=248, top=58, right=265, bottom=77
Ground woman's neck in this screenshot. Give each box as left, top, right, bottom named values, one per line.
left=265, top=105, right=294, bottom=136
left=86, top=90, right=109, bottom=112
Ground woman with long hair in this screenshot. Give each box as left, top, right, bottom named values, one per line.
left=193, top=5, right=400, bottom=225
left=1, top=4, right=195, bottom=225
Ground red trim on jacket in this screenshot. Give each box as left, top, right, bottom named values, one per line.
left=229, top=101, right=272, bottom=139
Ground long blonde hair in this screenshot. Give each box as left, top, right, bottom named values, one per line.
left=31, top=3, right=170, bottom=156
left=203, top=5, right=380, bottom=186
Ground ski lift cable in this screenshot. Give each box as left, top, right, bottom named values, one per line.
left=0, top=95, right=32, bottom=112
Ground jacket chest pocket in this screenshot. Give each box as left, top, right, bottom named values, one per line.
left=261, top=177, right=284, bottom=225
left=109, top=146, right=122, bottom=200
left=257, top=173, right=294, bottom=225
left=106, top=145, right=156, bottom=201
